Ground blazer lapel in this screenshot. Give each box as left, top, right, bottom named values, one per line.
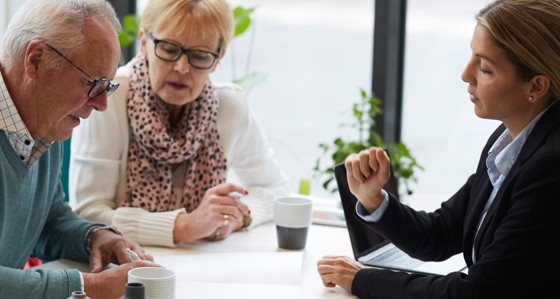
left=471, top=101, right=560, bottom=261
left=517, top=101, right=560, bottom=164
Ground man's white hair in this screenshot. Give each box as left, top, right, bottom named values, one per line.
left=0, top=0, right=121, bottom=68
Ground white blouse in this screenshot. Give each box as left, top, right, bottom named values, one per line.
left=69, top=66, right=290, bottom=247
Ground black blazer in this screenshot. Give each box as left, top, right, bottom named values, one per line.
left=352, top=102, right=560, bottom=299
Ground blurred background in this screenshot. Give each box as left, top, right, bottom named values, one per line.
left=210, top=0, right=497, bottom=210
left=1, top=0, right=497, bottom=210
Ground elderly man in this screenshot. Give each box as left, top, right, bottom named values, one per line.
left=0, top=0, right=158, bottom=298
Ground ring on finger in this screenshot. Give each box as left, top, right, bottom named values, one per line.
left=223, top=214, right=229, bottom=226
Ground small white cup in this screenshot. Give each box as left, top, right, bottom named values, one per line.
left=128, top=267, right=176, bottom=299
left=274, top=195, right=313, bottom=250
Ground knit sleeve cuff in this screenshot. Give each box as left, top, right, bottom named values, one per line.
left=111, top=207, right=186, bottom=247
left=65, top=269, right=83, bottom=295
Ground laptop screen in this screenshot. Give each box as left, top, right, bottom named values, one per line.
left=333, top=162, right=398, bottom=259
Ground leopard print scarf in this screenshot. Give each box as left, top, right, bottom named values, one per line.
left=123, top=54, right=227, bottom=212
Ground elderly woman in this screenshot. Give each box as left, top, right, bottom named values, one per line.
left=69, top=0, right=289, bottom=247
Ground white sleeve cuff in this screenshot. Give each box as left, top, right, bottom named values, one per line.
left=355, top=190, right=389, bottom=222
left=79, top=272, right=84, bottom=292
left=111, top=207, right=186, bottom=247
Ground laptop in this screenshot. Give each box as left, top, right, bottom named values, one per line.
left=334, top=163, right=467, bottom=275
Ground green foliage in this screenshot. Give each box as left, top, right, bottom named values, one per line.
left=118, top=14, right=139, bottom=48
left=117, top=14, right=139, bottom=66
left=229, top=5, right=267, bottom=93
left=313, top=89, right=423, bottom=196
left=232, top=5, right=255, bottom=37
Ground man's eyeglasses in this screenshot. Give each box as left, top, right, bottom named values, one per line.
left=45, top=44, right=119, bottom=99
left=148, top=33, right=220, bottom=70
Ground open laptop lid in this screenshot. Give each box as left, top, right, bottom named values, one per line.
left=333, top=162, right=398, bottom=260
left=334, top=162, right=468, bottom=275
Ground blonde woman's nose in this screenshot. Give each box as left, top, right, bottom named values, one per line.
left=173, top=54, right=191, bottom=74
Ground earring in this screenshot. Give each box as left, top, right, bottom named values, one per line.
left=528, top=96, right=534, bottom=102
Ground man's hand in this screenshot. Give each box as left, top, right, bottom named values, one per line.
left=83, top=260, right=160, bottom=299
left=89, top=229, right=154, bottom=273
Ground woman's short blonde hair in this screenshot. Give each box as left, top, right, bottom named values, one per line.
left=141, top=0, right=233, bottom=52
left=477, top=0, right=560, bottom=99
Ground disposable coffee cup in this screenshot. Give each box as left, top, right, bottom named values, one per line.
left=274, top=195, right=313, bottom=250
left=128, top=267, right=175, bottom=299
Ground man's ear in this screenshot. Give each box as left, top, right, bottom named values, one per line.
left=23, top=40, right=46, bottom=78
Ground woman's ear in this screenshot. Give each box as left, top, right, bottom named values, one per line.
left=139, top=29, right=148, bottom=57
left=529, top=74, right=551, bottom=102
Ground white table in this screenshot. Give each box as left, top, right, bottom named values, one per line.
left=38, top=222, right=357, bottom=299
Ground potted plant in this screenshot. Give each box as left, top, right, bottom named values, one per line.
left=313, top=88, right=423, bottom=198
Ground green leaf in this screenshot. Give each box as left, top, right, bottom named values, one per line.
left=118, top=31, right=134, bottom=48
left=122, top=15, right=139, bottom=34
left=322, top=177, right=333, bottom=190
left=333, top=138, right=345, bottom=147
left=118, top=15, right=139, bottom=48
left=233, top=6, right=256, bottom=37
left=234, top=17, right=251, bottom=37
left=360, top=88, right=367, bottom=99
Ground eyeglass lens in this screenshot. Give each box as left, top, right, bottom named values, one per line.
left=88, top=79, right=119, bottom=98
left=45, top=43, right=119, bottom=99
left=155, top=40, right=217, bottom=69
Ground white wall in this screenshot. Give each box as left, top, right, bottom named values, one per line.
left=0, top=2, right=6, bottom=39
left=401, top=0, right=496, bottom=208
left=0, top=0, right=22, bottom=41
left=212, top=0, right=375, bottom=199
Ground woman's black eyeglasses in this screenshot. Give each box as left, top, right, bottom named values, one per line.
left=148, top=33, right=220, bottom=70
left=45, top=44, right=119, bottom=99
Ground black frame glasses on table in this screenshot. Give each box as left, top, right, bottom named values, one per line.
left=148, top=33, right=220, bottom=70
left=45, top=44, right=119, bottom=99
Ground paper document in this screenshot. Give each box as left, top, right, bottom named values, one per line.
left=154, top=252, right=304, bottom=299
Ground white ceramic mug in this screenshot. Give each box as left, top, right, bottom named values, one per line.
left=273, top=195, right=313, bottom=250
left=128, top=267, right=176, bottom=299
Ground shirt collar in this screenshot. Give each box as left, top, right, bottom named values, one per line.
left=0, top=69, right=52, bottom=166
left=486, top=103, right=553, bottom=186
left=0, top=70, right=33, bottom=139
